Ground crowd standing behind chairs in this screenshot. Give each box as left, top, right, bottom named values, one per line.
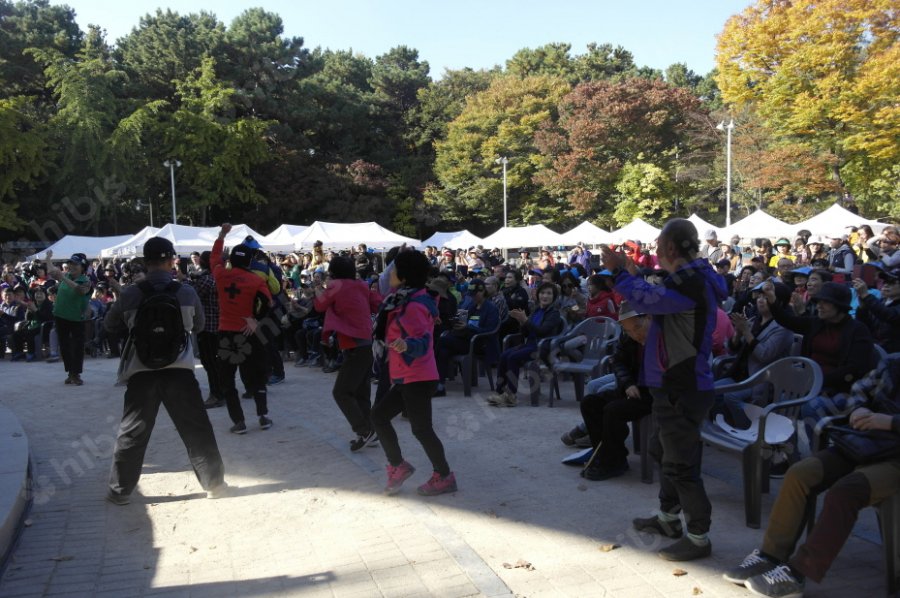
left=1, top=218, right=900, bottom=595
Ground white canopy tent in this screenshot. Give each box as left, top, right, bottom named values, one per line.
left=721, top=210, right=795, bottom=240
left=98, top=224, right=292, bottom=258
left=480, top=224, right=566, bottom=249
left=794, top=203, right=890, bottom=237
left=559, top=221, right=612, bottom=245
left=99, top=226, right=161, bottom=258
left=419, top=230, right=484, bottom=250
left=608, top=218, right=661, bottom=244
left=262, top=224, right=309, bottom=250
left=687, top=214, right=724, bottom=240
left=28, top=234, right=134, bottom=261
left=293, top=221, right=419, bottom=250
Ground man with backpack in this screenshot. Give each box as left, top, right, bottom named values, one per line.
left=104, top=237, right=226, bottom=505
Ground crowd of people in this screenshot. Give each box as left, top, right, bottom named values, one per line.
left=1, top=217, right=899, bottom=597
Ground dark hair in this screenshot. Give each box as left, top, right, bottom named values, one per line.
left=560, top=272, right=579, bottom=288
left=660, top=218, right=700, bottom=259
left=393, top=250, right=430, bottom=288
left=536, top=281, right=560, bottom=302
left=327, top=256, right=356, bottom=280
left=809, top=269, right=833, bottom=283
left=199, top=251, right=211, bottom=270
left=543, top=268, right=561, bottom=284
left=505, top=269, right=522, bottom=283
left=588, top=274, right=604, bottom=288
left=385, top=245, right=402, bottom=267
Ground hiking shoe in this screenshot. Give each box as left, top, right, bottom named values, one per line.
left=207, top=482, right=231, bottom=499
left=294, top=357, right=309, bottom=367
left=583, top=460, right=629, bottom=481
left=384, top=461, right=415, bottom=495
left=632, top=515, right=684, bottom=539
left=417, top=472, right=458, bottom=496
left=267, top=375, right=285, bottom=385
left=724, top=550, right=778, bottom=584
left=499, top=392, right=517, bottom=407
left=230, top=421, right=247, bottom=434
left=105, top=491, right=130, bottom=506
left=659, top=536, right=711, bottom=561
left=203, top=396, right=224, bottom=409
left=560, top=425, right=587, bottom=446
left=70, top=374, right=83, bottom=386
left=744, top=564, right=805, bottom=598
left=350, top=430, right=376, bottom=452
left=64, top=375, right=73, bottom=385
left=259, top=416, right=273, bottom=430
left=574, top=435, right=593, bottom=448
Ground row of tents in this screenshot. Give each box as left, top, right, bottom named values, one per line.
left=27, top=204, right=892, bottom=260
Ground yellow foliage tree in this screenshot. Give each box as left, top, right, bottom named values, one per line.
left=715, top=0, right=899, bottom=191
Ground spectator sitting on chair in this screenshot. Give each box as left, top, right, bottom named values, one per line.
left=723, top=355, right=900, bottom=597
left=579, top=301, right=652, bottom=481
left=482, top=275, right=509, bottom=322
left=790, top=269, right=832, bottom=318
left=0, top=286, right=26, bottom=359
left=853, top=264, right=900, bottom=353
left=489, top=282, right=562, bottom=408
left=558, top=272, right=587, bottom=324
left=12, top=287, right=53, bottom=361
left=434, top=279, right=499, bottom=397
left=715, top=281, right=795, bottom=429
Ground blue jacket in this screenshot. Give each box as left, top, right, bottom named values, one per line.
left=614, top=258, right=728, bottom=392
left=458, top=298, right=500, bottom=365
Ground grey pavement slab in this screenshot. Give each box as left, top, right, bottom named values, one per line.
left=0, top=354, right=890, bottom=597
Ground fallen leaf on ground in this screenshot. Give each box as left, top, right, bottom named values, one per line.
left=189, top=546, right=198, bottom=553
left=599, top=544, right=620, bottom=552
left=673, top=568, right=688, bottom=577
left=692, top=587, right=703, bottom=595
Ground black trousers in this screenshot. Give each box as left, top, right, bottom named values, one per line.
left=581, top=388, right=652, bottom=467
left=649, top=388, right=715, bottom=535
left=217, top=331, right=268, bottom=424
left=55, top=317, right=85, bottom=375
left=197, top=330, right=223, bottom=399
left=332, top=346, right=374, bottom=436
left=435, top=334, right=470, bottom=382
left=371, top=380, right=450, bottom=476
left=108, top=369, right=225, bottom=496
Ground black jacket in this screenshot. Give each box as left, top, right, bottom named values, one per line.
left=856, top=295, right=900, bottom=353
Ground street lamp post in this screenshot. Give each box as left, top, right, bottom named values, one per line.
left=716, top=120, right=734, bottom=227
left=163, top=159, right=181, bottom=224
left=495, top=156, right=509, bottom=228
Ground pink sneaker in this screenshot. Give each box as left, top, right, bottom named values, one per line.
left=417, top=472, right=458, bottom=496
left=384, top=461, right=415, bottom=495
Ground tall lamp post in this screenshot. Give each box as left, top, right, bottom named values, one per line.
left=163, top=159, right=181, bottom=224
left=716, top=120, right=734, bottom=227
left=495, top=156, right=509, bottom=228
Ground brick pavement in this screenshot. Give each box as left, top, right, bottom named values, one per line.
left=0, top=355, right=890, bottom=597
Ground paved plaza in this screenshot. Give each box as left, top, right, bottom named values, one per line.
left=0, top=356, right=890, bottom=597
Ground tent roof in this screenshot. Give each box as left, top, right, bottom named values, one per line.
left=293, top=221, right=419, bottom=250
left=687, top=214, right=724, bottom=240
left=794, top=203, right=890, bottom=237
left=262, top=224, right=309, bottom=250
left=28, top=234, right=134, bottom=261
left=609, top=218, right=661, bottom=243
left=480, top=224, right=566, bottom=249
left=721, top=210, right=795, bottom=240
left=99, top=226, right=161, bottom=258
left=559, top=221, right=611, bottom=245
left=419, top=230, right=484, bottom=250
left=98, top=224, right=291, bottom=258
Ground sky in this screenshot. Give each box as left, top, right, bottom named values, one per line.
left=52, top=0, right=754, bottom=77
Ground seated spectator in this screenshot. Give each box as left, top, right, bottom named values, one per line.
left=761, top=280, right=876, bottom=447
left=724, top=355, right=900, bottom=597
left=715, top=282, right=795, bottom=429
left=12, top=286, right=54, bottom=361
left=715, top=259, right=736, bottom=296
left=790, top=269, right=832, bottom=318
left=557, top=272, right=587, bottom=324
left=489, top=282, right=562, bottom=407
left=782, top=266, right=811, bottom=294
left=584, top=272, right=619, bottom=321
left=482, top=276, right=509, bottom=322
left=426, top=273, right=458, bottom=338
left=711, top=304, right=736, bottom=357
left=828, top=234, right=855, bottom=273
left=854, top=264, right=900, bottom=353
left=579, top=302, right=652, bottom=481
left=0, top=286, right=27, bottom=358
left=434, top=279, right=499, bottom=396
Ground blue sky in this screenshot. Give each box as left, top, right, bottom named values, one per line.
left=54, top=0, right=754, bottom=77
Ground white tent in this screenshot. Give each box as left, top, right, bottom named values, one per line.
left=559, top=221, right=612, bottom=245
left=687, top=214, right=724, bottom=239
left=609, top=218, right=661, bottom=244
left=98, top=224, right=293, bottom=258
left=793, top=203, right=891, bottom=237
left=28, top=234, right=134, bottom=261
left=262, top=224, right=309, bottom=250
left=721, top=210, right=795, bottom=240
left=480, top=224, right=566, bottom=249
left=99, top=226, right=161, bottom=258
left=419, top=230, right=484, bottom=250
left=293, top=221, right=419, bottom=250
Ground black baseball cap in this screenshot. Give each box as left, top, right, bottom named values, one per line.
left=67, top=253, right=88, bottom=267
left=143, top=237, right=176, bottom=261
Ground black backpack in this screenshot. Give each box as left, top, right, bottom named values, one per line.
left=131, top=280, right=187, bottom=369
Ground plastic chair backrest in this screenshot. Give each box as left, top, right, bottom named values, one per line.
left=789, top=334, right=803, bottom=356
left=874, top=343, right=888, bottom=367
left=578, top=318, right=621, bottom=360
left=757, top=357, right=823, bottom=418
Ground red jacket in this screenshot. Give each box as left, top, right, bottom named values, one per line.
left=314, top=279, right=376, bottom=349
left=586, top=290, right=619, bottom=320
left=211, top=238, right=272, bottom=332
left=387, top=289, right=439, bottom=384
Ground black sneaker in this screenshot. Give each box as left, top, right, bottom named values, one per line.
left=744, top=564, right=805, bottom=598
left=583, top=460, right=629, bottom=481
left=724, top=549, right=778, bottom=584
left=560, top=425, right=586, bottom=446
left=632, top=514, right=683, bottom=539
left=203, top=396, right=224, bottom=409
left=230, top=421, right=248, bottom=434
left=432, top=385, right=447, bottom=397
left=259, top=416, right=273, bottom=430
left=241, top=391, right=253, bottom=400
left=350, top=430, right=376, bottom=452
left=105, top=491, right=130, bottom=506
left=658, top=535, right=712, bottom=562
